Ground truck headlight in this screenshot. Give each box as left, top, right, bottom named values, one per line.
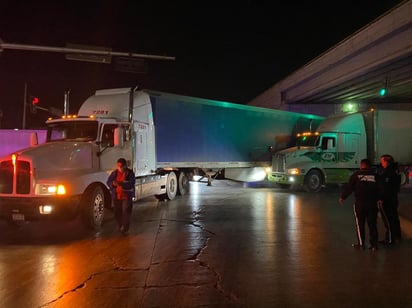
left=36, top=184, right=67, bottom=195
left=287, top=168, right=300, bottom=175
left=39, top=205, right=53, bottom=214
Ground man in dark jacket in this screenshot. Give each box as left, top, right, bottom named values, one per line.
left=378, top=154, right=402, bottom=245
left=107, top=158, right=136, bottom=235
left=339, top=158, right=380, bottom=250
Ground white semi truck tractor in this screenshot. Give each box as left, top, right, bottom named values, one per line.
left=268, top=109, right=412, bottom=192
left=0, top=87, right=323, bottom=229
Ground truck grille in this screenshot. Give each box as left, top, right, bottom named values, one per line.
left=0, top=160, right=31, bottom=194
left=272, top=154, right=286, bottom=173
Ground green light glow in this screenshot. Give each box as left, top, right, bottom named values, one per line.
left=342, top=102, right=358, bottom=113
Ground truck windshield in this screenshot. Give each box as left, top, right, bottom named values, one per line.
left=297, top=135, right=319, bottom=147
left=46, top=121, right=98, bottom=142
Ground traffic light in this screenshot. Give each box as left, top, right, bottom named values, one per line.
left=30, top=96, right=39, bottom=113
left=379, top=78, right=388, bottom=97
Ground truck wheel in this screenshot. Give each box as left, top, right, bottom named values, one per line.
left=82, top=185, right=105, bottom=230
left=400, top=171, right=407, bottom=186
left=178, top=172, right=189, bottom=195
left=304, top=170, right=323, bottom=193
left=166, top=171, right=178, bottom=200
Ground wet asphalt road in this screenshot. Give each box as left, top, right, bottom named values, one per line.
left=1, top=180, right=412, bottom=307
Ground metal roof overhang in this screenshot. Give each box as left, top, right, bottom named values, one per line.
left=249, top=0, right=412, bottom=109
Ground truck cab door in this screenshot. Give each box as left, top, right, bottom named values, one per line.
left=320, top=135, right=337, bottom=164
left=134, top=122, right=150, bottom=176
left=99, top=124, right=118, bottom=171
left=99, top=124, right=131, bottom=171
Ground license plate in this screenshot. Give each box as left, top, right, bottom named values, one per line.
left=12, top=213, right=25, bottom=221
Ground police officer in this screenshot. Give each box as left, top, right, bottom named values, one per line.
left=378, top=154, right=402, bottom=245
left=339, top=158, right=380, bottom=250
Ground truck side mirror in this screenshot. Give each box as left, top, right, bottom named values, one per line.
left=114, top=127, right=123, bottom=147
left=30, top=132, right=38, bottom=146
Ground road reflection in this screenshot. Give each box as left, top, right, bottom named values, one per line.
left=0, top=181, right=411, bottom=307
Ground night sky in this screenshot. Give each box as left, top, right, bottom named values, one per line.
left=0, top=0, right=404, bottom=129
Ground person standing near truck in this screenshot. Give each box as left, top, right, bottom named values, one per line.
left=107, top=158, right=136, bottom=235
left=339, top=158, right=381, bottom=250
left=378, top=154, right=402, bottom=245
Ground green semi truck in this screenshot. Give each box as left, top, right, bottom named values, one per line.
left=268, top=109, right=412, bottom=192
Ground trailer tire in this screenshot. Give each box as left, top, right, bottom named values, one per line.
left=81, top=185, right=105, bottom=230
left=178, top=172, right=189, bottom=195
left=304, top=170, right=323, bottom=193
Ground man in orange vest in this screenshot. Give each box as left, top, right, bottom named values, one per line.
left=107, top=158, right=136, bottom=235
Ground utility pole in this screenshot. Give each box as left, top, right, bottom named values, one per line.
left=22, top=82, right=27, bottom=129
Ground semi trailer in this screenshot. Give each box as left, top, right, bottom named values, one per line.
left=0, top=87, right=323, bottom=229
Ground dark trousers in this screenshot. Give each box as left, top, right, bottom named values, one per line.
left=353, top=202, right=378, bottom=247
left=379, top=196, right=402, bottom=243
left=113, top=199, right=132, bottom=232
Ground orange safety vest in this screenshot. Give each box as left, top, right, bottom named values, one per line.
left=116, top=171, right=128, bottom=200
